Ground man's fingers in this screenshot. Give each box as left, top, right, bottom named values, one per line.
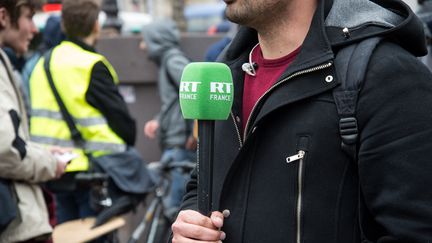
left=177, top=210, right=216, bottom=229
left=172, top=233, right=222, bottom=243
left=172, top=220, right=224, bottom=242
left=172, top=210, right=227, bottom=242
left=210, top=211, right=225, bottom=228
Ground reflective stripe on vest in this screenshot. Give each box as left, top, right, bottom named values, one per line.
left=32, top=109, right=109, bottom=127
left=31, top=135, right=127, bottom=153
left=29, top=41, right=124, bottom=172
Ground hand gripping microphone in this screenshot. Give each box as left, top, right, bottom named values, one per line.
left=179, top=62, right=234, bottom=215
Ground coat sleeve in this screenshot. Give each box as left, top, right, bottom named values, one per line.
left=357, top=42, right=432, bottom=242
left=0, top=108, right=57, bottom=183
left=179, top=167, right=199, bottom=211
left=165, top=55, right=195, bottom=136
left=165, top=54, right=189, bottom=87
left=86, top=61, right=137, bottom=146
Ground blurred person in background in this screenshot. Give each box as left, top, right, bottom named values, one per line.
left=22, top=15, right=65, bottom=96
left=0, top=0, right=68, bottom=242
left=3, top=0, right=61, bottom=235
left=29, top=0, right=136, bottom=224
left=3, top=0, right=39, bottom=121
left=205, top=22, right=237, bottom=62
left=141, top=19, right=196, bottom=221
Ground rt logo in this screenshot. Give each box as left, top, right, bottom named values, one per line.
left=210, top=82, right=232, bottom=94
left=180, top=81, right=201, bottom=92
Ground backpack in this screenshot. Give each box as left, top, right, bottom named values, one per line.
left=332, top=37, right=382, bottom=242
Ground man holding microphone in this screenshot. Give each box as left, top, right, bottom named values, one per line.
left=172, top=0, right=432, bottom=242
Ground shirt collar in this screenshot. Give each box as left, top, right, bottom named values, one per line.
left=66, top=37, right=97, bottom=53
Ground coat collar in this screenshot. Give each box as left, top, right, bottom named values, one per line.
left=222, top=0, right=338, bottom=135
left=223, top=0, right=335, bottom=74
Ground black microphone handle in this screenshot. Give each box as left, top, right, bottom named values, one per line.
left=197, top=120, right=214, bottom=216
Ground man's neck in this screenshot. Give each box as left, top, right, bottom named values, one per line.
left=82, top=35, right=96, bottom=47
left=257, top=0, right=318, bottom=59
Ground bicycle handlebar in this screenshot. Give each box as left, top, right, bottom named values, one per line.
left=166, top=161, right=196, bottom=170
left=148, top=160, right=196, bottom=172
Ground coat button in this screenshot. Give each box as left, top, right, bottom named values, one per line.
left=325, top=75, right=334, bottom=83
left=236, top=116, right=241, bottom=123
left=223, top=209, right=231, bottom=218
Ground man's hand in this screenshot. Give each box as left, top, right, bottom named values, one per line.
left=185, top=136, right=197, bottom=150
left=55, top=160, right=68, bottom=178
left=48, top=146, right=73, bottom=178
left=48, top=146, right=72, bottom=155
left=171, top=210, right=226, bottom=243
left=144, top=119, right=159, bottom=139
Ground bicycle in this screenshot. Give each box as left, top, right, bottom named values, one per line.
left=54, top=160, right=195, bottom=243
left=128, top=160, right=195, bottom=243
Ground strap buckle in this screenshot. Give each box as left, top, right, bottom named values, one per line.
left=339, top=117, right=358, bottom=145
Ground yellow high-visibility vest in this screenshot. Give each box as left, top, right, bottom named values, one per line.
left=30, top=41, right=126, bottom=172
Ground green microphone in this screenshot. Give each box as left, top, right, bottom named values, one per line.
left=179, top=62, right=233, bottom=215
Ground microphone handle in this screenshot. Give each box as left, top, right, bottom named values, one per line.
left=197, top=120, right=214, bottom=216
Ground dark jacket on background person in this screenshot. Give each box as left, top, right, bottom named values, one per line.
left=179, top=0, right=432, bottom=242
left=141, top=21, right=193, bottom=150
left=22, top=15, right=65, bottom=96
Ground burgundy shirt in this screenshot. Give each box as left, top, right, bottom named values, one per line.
left=242, top=44, right=301, bottom=132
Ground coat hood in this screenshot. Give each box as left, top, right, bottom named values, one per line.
left=141, top=19, right=181, bottom=63
left=325, top=0, right=427, bottom=56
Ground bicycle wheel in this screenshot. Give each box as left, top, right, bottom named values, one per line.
left=145, top=201, right=170, bottom=243
left=127, top=194, right=158, bottom=243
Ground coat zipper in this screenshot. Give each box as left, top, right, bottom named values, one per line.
left=286, top=149, right=306, bottom=243
left=286, top=150, right=305, bottom=163
left=296, top=150, right=305, bottom=243
left=241, top=62, right=333, bottom=140
left=230, top=112, right=243, bottom=148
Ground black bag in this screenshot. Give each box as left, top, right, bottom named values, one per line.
left=90, top=148, right=154, bottom=195
left=0, top=179, right=17, bottom=233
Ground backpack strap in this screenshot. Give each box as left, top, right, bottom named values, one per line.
left=333, top=37, right=382, bottom=242
left=333, top=37, right=382, bottom=160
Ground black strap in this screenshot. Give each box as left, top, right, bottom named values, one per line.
left=43, top=50, right=85, bottom=147
left=333, top=37, right=382, bottom=242
left=333, top=37, right=382, bottom=160
left=9, top=110, right=27, bottom=160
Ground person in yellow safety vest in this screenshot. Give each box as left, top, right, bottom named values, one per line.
left=29, top=0, right=136, bottom=224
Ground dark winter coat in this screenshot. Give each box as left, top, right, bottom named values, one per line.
left=179, top=0, right=432, bottom=242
